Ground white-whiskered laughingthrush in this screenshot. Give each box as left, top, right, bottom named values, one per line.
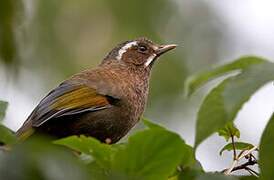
left=16, top=38, right=176, bottom=144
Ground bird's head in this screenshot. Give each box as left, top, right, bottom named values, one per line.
left=101, top=38, right=176, bottom=70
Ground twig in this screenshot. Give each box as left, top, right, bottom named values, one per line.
left=238, top=145, right=258, bottom=160
left=250, top=153, right=257, bottom=163
left=223, top=144, right=258, bottom=175
left=231, top=159, right=257, bottom=172
left=221, top=158, right=257, bottom=174
left=245, top=168, right=256, bottom=176
left=245, top=167, right=259, bottom=177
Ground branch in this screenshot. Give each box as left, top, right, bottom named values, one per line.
left=222, top=144, right=258, bottom=175
left=221, top=158, right=257, bottom=174
left=231, top=159, right=257, bottom=172
left=245, top=166, right=259, bottom=177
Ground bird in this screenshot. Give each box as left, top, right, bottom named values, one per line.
left=16, top=38, right=176, bottom=144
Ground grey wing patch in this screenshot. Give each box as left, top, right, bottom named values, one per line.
left=55, top=106, right=110, bottom=118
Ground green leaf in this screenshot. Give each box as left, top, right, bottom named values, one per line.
left=185, top=56, right=266, bottom=97
left=0, top=136, right=94, bottom=180
left=0, top=0, right=16, bottom=64
left=178, top=167, right=202, bottom=180
left=195, top=78, right=231, bottom=148
left=0, top=101, right=8, bottom=122
left=219, top=142, right=255, bottom=156
left=111, top=129, right=186, bottom=180
left=238, top=176, right=258, bottom=180
left=196, top=173, right=237, bottom=180
left=142, top=117, right=165, bottom=130
left=0, top=125, right=16, bottom=144
left=141, top=118, right=196, bottom=168
left=181, top=144, right=196, bottom=168
left=259, top=113, right=274, bottom=180
left=218, top=122, right=240, bottom=141
left=222, top=62, right=274, bottom=122
left=168, top=176, right=178, bottom=180
left=54, top=135, right=111, bottom=168
left=195, top=62, right=274, bottom=148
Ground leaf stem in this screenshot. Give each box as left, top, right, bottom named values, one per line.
left=231, top=135, right=237, bottom=160
left=228, top=127, right=237, bottom=160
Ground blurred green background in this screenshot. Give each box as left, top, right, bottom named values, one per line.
left=1, top=0, right=274, bottom=173
left=0, top=0, right=226, bottom=128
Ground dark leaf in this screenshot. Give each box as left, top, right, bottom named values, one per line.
left=259, top=113, right=274, bottom=180
left=195, top=62, right=274, bottom=148
left=178, top=167, right=202, bottom=180
left=195, top=78, right=231, bottom=148
left=222, top=62, right=274, bottom=122
left=185, top=56, right=266, bottom=97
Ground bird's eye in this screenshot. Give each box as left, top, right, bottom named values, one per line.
left=138, top=45, right=147, bottom=52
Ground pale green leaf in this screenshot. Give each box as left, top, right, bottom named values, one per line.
left=218, top=122, right=240, bottom=141
left=219, top=142, right=255, bottom=156
left=141, top=117, right=165, bottom=130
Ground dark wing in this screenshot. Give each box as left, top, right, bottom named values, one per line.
left=16, top=82, right=115, bottom=139
left=32, top=82, right=112, bottom=127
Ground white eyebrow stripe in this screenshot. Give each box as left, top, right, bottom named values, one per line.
left=116, top=41, right=138, bottom=60
left=145, top=54, right=156, bottom=67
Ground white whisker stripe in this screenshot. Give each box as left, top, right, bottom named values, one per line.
left=116, top=41, right=137, bottom=60
left=145, top=54, right=156, bottom=67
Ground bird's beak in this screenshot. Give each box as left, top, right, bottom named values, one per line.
left=155, top=44, right=177, bottom=56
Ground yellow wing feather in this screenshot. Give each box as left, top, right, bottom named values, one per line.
left=52, top=85, right=109, bottom=110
